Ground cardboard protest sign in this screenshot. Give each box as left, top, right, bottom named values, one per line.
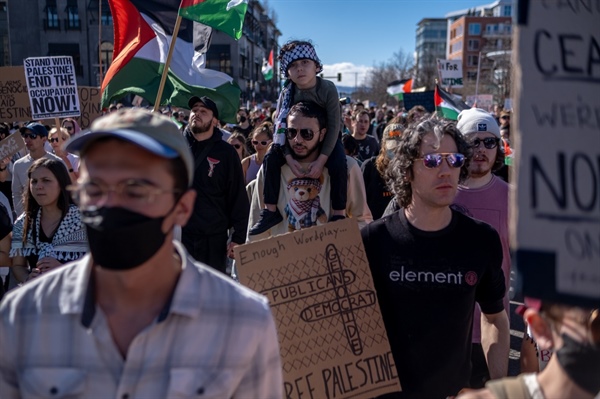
left=512, top=0, right=600, bottom=308
left=236, top=218, right=401, bottom=399
left=402, top=91, right=435, bottom=113
left=437, top=59, right=464, bottom=88
left=24, top=56, right=81, bottom=119
left=466, top=94, right=494, bottom=111
left=0, top=134, right=25, bottom=160
left=0, top=66, right=101, bottom=128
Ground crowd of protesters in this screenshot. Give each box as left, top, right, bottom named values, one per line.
left=0, top=41, right=597, bottom=399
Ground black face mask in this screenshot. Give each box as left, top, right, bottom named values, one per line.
left=556, top=333, right=600, bottom=394
left=82, top=206, right=170, bottom=270
left=238, top=116, right=247, bottom=123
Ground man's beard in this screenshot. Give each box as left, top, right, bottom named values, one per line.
left=190, top=119, right=212, bottom=134
left=469, top=154, right=494, bottom=178
left=292, top=142, right=320, bottom=160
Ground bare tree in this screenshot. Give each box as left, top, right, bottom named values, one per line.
left=361, top=49, right=414, bottom=106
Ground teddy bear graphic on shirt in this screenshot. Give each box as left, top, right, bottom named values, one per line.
left=284, top=177, right=327, bottom=232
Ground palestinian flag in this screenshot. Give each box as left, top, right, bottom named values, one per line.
left=387, top=79, right=412, bottom=100
left=434, top=84, right=470, bottom=120
left=102, top=0, right=241, bottom=122
left=179, top=0, right=248, bottom=40
left=261, top=49, right=273, bottom=81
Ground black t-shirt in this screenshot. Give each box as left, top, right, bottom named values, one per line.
left=361, top=209, right=505, bottom=399
left=361, top=157, right=392, bottom=220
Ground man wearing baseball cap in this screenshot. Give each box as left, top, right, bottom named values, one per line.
left=454, top=107, right=511, bottom=388
left=11, top=122, right=63, bottom=216
left=0, top=108, right=282, bottom=398
left=182, top=95, right=249, bottom=274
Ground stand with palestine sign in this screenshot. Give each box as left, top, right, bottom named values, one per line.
left=24, top=56, right=81, bottom=120
left=513, top=0, right=599, bottom=308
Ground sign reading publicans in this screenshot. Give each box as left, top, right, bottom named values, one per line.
left=235, top=218, right=401, bottom=399
left=513, top=0, right=600, bottom=308
left=24, top=56, right=81, bottom=119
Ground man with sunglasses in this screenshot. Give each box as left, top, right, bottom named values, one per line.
left=182, top=96, right=249, bottom=275
left=11, top=122, right=64, bottom=217
left=454, top=108, right=512, bottom=389
left=361, top=118, right=509, bottom=399
left=248, top=101, right=372, bottom=239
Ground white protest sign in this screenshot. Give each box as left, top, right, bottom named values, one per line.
left=437, top=59, right=464, bottom=88
left=466, top=94, right=494, bottom=111
left=24, top=56, right=81, bottom=119
left=513, top=0, right=600, bottom=308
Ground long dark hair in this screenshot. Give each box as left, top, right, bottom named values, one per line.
left=22, top=158, right=73, bottom=243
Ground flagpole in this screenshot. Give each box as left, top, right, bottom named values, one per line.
left=153, top=15, right=183, bottom=112
left=98, top=0, right=103, bottom=85
left=474, top=51, right=482, bottom=100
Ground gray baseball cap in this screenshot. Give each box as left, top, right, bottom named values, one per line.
left=66, top=108, right=194, bottom=186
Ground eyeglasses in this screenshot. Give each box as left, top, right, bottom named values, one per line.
left=285, top=128, right=314, bottom=141
left=416, top=153, right=465, bottom=169
left=232, top=144, right=242, bottom=149
left=472, top=137, right=499, bottom=149
left=500, top=115, right=510, bottom=120
left=252, top=140, right=271, bottom=146
left=68, top=179, right=180, bottom=207
left=49, top=137, right=61, bottom=143
left=21, top=133, right=39, bottom=140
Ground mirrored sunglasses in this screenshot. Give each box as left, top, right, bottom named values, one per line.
left=285, top=128, right=314, bottom=141
left=473, top=137, right=499, bottom=149
left=252, top=140, right=271, bottom=146
left=416, top=153, right=465, bottom=169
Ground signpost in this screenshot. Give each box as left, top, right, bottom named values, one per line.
left=513, top=0, right=600, bottom=308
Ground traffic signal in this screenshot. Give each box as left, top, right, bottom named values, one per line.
left=337, top=73, right=342, bottom=82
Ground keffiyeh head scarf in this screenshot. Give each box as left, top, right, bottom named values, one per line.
left=279, top=42, right=323, bottom=78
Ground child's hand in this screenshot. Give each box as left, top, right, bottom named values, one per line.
left=305, top=160, right=324, bottom=179
left=287, top=158, right=306, bottom=178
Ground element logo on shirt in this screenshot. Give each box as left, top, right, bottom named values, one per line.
left=207, top=157, right=220, bottom=177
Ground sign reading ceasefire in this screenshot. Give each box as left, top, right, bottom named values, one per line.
left=235, top=218, right=401, bottom=399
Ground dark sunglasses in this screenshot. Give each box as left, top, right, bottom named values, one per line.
left=232, top=144, right=242, bottom=149
left=65, top=126, right=74, bottom=131
left=49, top=137, right=61, bottom=143
left=416, top=153, right=465, bottom=169
left=500, top=115, right=510, bottom=120
left=472, top=137, right=499, bottom=149
left=252, top=140, right=270, bottom=146
left=285, top=128, right=314, bottom=141
left=21, top=133, right=39, bottom=140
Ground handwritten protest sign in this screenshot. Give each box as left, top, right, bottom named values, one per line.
left=0, top=66, right=101, bottom=128
left=0, top=134, right=25, bottom=160
left=24, top=56, right=80, bottom=119
left=513, top=0, right=600, bottom=308
left=437, top=59, right=464, bottom=88
left=466, top=94, right=494, bottom=111
left=236, top=219, right=401, bottom=399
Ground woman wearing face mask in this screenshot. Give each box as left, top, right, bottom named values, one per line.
left=360, top=119, right=405, bottom=220
left=227, top=133, right=249, bottom=161
left=9, top=158, right=87, bottom=283
left=48, top=127, right=79, bottom=181
left=242, top=122, right=273, bottom=185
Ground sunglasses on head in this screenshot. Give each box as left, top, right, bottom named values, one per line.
left=285, top=128, right=314, bottom=141
left=416, top=153, right=465, bottom=169
left=49, top=137, right=61, bottom=143
left=252, top=140, right=270, bottom=146
left=472, top=137, right=499, bottom=149
left=21, top=133, right=39, bottom=140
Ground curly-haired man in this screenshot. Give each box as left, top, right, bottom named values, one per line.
left=361, top=117, right=509, bottom=399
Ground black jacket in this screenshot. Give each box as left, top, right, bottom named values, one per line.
left=183, top=127, right=249, bottom=244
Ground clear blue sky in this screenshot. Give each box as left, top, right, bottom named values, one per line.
left=268, top=0, right=489, bottom=87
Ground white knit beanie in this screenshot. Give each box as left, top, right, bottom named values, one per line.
left=456, top=108, right=501, bottom=138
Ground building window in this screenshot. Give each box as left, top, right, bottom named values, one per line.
left=456, top=25, right=463, bottom=37
left=48, top=43, right=83, bottom=76
left=467, top=71, right=478, bottom=81
left=99, top=41, right=113, bottom=74
left=467, top=54, right=479, bottom=67
left=503, top=5, right=512, bottom=16
left=468, top=39, right=479, bottom=51
left=44, top=0, right=60, bottom=30
left=468, top=23, right=481, bottom=35
left=65, top=2, right=80, bottom=30
left=101, top=0, right=112, bottom=25
left=206, top=44, right=232, bottom=76
left=451, top=40, right=463, bottom=54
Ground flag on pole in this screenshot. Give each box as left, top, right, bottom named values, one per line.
left=434, top=84, right=470, bottom=120
left=179, top=0, right=248, bottom=40
left=261, top=50, right=273, bottom=81
left=386, top=79, right=412, bottom=100
left=102, top=0, right=241, bottom=122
